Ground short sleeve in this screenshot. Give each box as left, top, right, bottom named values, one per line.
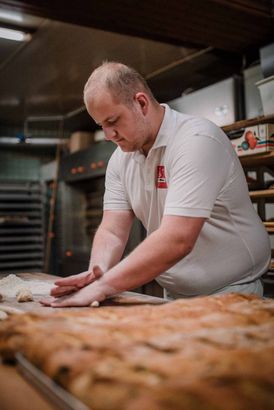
left=104, top=149, right=132, bottom=211
left=164, top=134, right=232, bottom=218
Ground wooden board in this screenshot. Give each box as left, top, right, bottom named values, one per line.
left=0, top=272, right=165, bottom=315
left=0, top=361, right=54, bottom=410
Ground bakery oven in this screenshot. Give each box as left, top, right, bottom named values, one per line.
left=55, top=179, right=145, bottom=277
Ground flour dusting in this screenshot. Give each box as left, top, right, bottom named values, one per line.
left=0, top=274, right=53, bottom=298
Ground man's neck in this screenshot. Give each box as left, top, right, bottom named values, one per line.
left=141, top=104, right=165, bottom=157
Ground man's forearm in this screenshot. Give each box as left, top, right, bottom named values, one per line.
left=44, top=216, right=205, bottom=307
left=98, top=230, right=189, bottom=296
left=98, top=215, right=205, bottom=298
left=42, top=230, right=181, bottom=308
left=88, top=226, right=127, bottom=272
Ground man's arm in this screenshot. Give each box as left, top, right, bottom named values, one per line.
left=47, top=215, right=205, bottom=306
left=49, top=210, right=134, bottom=297
left=88, top=209, right=135, bottom=272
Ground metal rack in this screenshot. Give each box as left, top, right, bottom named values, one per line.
left=0, top=181, right=45, bottom=273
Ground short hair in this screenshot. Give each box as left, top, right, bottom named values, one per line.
left=84, top=61, right=157, bottom=107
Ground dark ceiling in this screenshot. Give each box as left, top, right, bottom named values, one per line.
left=2, top=0, right=273, bottom=52
left=0, top=0, right=273, bottom=134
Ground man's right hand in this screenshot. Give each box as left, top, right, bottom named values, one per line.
left=50, top=265, right=104, bottom=298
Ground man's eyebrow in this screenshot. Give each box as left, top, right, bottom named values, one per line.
left=106, top=115, right=117, bottom=121
left=97, top=115, right=117, bottom=126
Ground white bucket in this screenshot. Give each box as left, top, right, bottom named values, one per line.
left=256, top=75, right=274, bottom=116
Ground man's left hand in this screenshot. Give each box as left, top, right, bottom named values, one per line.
left=40, top=281, right=106, bottom=307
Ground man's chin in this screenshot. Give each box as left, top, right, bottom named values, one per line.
left=120, top=148, right=135, bottom=153
left=117, top=142, right=135, bottom=152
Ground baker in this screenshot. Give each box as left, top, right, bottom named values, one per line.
left=42, top=61, right=271, bottom=307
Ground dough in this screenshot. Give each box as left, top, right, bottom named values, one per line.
left=0, top=310, right=8, bottom=320
left=90, top=300, right=100, bottom=307
left=0, top=274, right=52, bottom=297
left=16, top=287, right=33, bottom=303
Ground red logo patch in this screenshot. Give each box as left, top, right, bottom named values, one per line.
left=157, top=165, right=168, bottom=188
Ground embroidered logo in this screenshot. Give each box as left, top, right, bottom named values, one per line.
left=157, top=165, right=168, bottom=188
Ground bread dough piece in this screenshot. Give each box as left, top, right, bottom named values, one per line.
left=90, top=300, right=100, bottom=307
left=0, top=310, right=8, bottom=320
left=16, top=287, right=33, bottom=303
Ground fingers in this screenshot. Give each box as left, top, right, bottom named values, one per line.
left=40, top=296, right=55, bottom=306
left=80, top=265, right=104, bottom=287
left=40, top=281, right=105, bottom=308
left=40, top=294, right=83, bottom=307
left=54, top=271, right=88, bottom=287
left=51, top=297, right=85, bottom=308
left=49, top=294, right=91, bottom=308
left=50, top=267, right=105, bottom=303
left=81, top=265, right=103, bottom=286
left=50, top=285, right=78, bottom=297
left=92, top=265, right=104, bottom=279
left=54, top=266, right=104, bottom=290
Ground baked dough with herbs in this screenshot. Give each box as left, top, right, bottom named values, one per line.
left=1, top=293, right=274, bottom=410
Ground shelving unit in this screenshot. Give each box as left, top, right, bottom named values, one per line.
left=240, top=151, right=274, bottom=168
left=0, top=181, right=45, bottom=274
left=250, top=189, right=274, bottom=199
left=223, top=114, right=274, bottom=296
left=222, top=113, right=274, bottom=133
left=222, top=113, right=274, bottom=200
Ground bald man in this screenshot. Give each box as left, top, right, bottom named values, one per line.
left=42, top=62, right=270, bottom=307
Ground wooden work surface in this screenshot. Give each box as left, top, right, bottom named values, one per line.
left=0, top=361, right=54, bottom=410
left=0, top=272, right=165, bottom=410
left=0, top=272, right=165, bottom=313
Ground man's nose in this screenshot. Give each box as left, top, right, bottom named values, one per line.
left=103, top=127, right=116, bottom=141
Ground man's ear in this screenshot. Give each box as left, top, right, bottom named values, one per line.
left=135, top=92, right=149, bottom=114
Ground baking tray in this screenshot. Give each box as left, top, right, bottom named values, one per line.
left=16, top=353, right=89, bottom=410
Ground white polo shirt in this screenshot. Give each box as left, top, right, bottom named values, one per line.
left=104, top=104, right=271, bottom=297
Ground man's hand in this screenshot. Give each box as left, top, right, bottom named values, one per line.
left=40, top=280, right=112, bottom=308
left=50, top=265, right=104, bottom=298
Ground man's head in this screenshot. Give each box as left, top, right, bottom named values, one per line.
left=84, top=61, right=156, bottom=108
left=83, top=61, right=163, bottom=155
